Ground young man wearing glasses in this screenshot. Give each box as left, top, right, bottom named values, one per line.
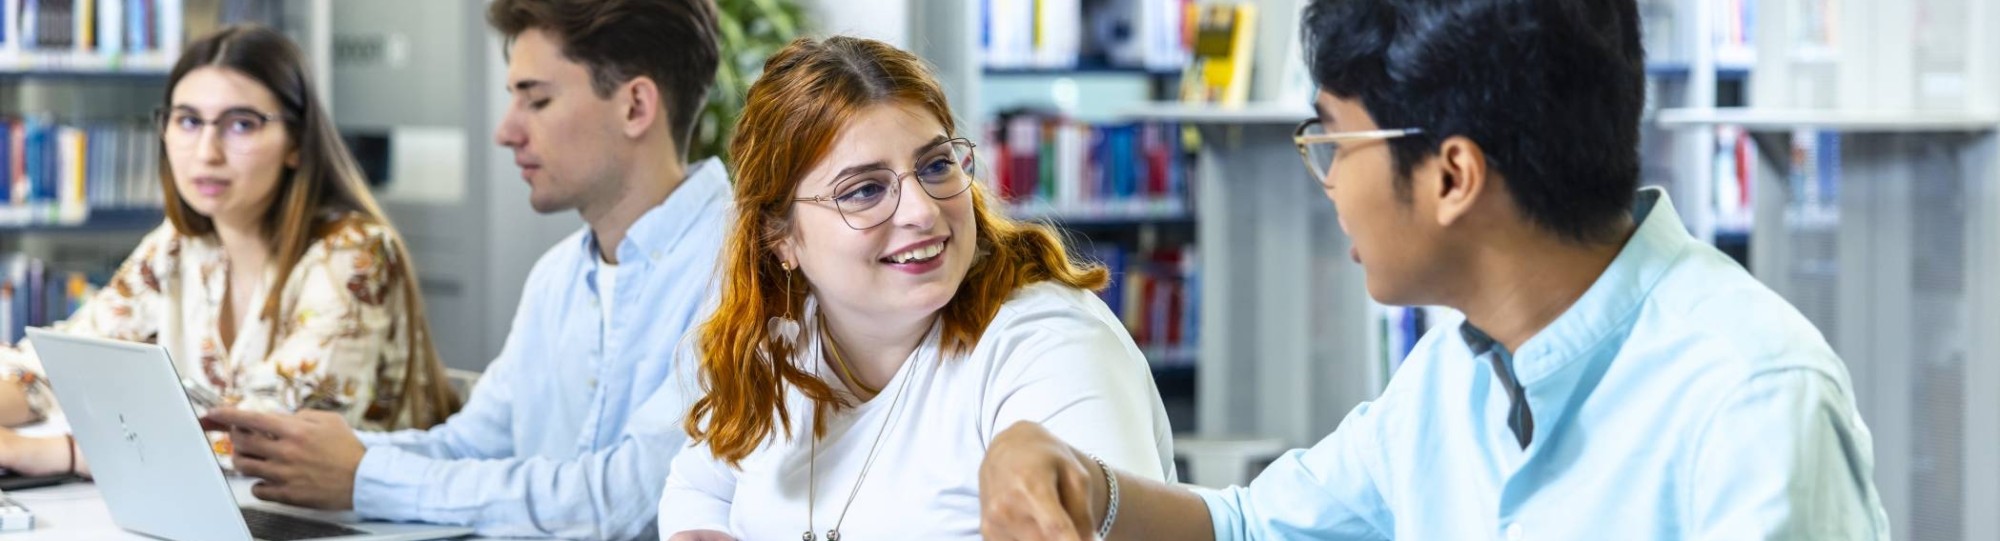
left=199, top=1, right=732, bottom=538
left=977, top=0, right=1889, bottom=539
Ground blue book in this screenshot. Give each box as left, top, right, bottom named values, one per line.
left=1114, top=125, right=1138, bottom=198
left=23, top=120, right=47, bottom=205
left=1094, top=245, right=1127, bottom=318
left=1180, top=246, right=1199, bottom=352
left=1096, top=124, right=1112, bottom=200
left=1817, top=131, right=1840, bottom=205
left=0, top=119, right=13, bottom=197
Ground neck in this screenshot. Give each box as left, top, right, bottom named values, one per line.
left=818, top=304, right=935, bottom=400
left=581, top=149, right=689, bottom=265
left=1451, top=220, right=1635, bottom=353
left=212, top=217, right=271, bottom=270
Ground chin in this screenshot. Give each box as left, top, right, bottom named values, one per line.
left=899, top=282, right=959, bottom=316
left=182, top=201, right=220, bottom=218
left=1362, top=277, right=1410, bottom=306
left=527, top=194, right=575, bottom=215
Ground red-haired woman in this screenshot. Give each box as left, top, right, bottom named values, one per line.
left=660, top=36, right=1175, bottom=540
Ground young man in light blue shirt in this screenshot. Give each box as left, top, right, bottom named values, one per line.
left=201, top=1, right=729, bottom=539
left=977, top=0, right=1889, bottom=539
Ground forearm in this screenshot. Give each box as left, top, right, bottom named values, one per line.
left=0, top=433, right=80, bottom=477
left=1095, top=461, right=1215, bottom=541
left=0, top=383, right=35, bottom=427
left=354, top=438, right=671, bottom=539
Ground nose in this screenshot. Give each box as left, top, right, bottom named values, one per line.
left=888, top=174, right=939, bottom=230
left=191, top=125, right=226, bottom=164
left=494, top=108, right=526, bottom=149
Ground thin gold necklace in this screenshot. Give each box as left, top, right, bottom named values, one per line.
left=820, top=318, right=880, bottom=395
left=805, top=335, right=918, bottom=541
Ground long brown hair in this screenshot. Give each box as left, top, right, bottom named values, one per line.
left=685, top=36, right=1108, bottom=466
left=159, top=25, right=460, bottom=428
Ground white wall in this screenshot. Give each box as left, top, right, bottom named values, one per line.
left=804, top=0, right=909, bottom=46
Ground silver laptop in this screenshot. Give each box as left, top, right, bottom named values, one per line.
left=25, top=328, right=472, bottom=541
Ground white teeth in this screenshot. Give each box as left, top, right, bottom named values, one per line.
left=889, top=242, right=944, bottom=264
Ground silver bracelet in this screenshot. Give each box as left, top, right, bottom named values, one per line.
left=1089, top=454, right=1119, bottom=539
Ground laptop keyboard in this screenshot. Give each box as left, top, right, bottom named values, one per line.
left=241, top=507, right=368, bottom=540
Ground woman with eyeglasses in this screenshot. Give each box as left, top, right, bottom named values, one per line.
left=0, top=24, right=460, bottom=477
left=659, top=36, right=1175, bottom=541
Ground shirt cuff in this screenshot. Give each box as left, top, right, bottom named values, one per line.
left=352, top=444, right=430, bottom=522
left=1193, top=486, right=1244, bottom=541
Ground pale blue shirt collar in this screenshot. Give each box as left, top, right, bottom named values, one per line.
left=581, top=157, right=729, bottom=266
left=1473, top=187, right=1682, bottom=383
left=1455, top=187, right=1686, bottom=447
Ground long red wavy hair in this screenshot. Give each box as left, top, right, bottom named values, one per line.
left=685, top=36, right=1108, bottom=466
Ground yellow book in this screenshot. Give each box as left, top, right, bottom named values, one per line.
left=1178, top=3, right=1257, bottom=107
left=78, top=0, right=94, bottom=52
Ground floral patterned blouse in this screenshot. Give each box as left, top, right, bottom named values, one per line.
left=1, top=214, right=425, bottom=431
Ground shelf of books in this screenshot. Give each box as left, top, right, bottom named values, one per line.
left=0, top=116, right=164, bottom=232
left=0, top=253, right=107, bottom=343
left=0, top=0, right=193, bottom=76
left=973, top=0, right=1211, bottom=435
left=985, top=108, right=1200, bottom=372
left=979, top=0, right=1187, bottom=73
left=988, top=110, right=1195, bottom=223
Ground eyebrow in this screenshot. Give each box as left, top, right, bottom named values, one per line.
left=170, top=104, right=270, bottom=117
left=825, top=134, right=952, bottom=186
left=508, top=79, right=546, bottom=94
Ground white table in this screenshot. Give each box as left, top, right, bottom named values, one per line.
left=4, top=478, right=523, bottom=540
left=3, top=478, right=302, bottom=540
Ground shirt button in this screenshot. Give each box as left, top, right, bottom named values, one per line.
left=588, top=378, right=598, bottom=388
left=1505, top=523, right=1523, bottom=541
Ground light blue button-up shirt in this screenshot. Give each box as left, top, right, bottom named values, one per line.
left=1199, top=188, right=1889, bottom=540
left=350, top=158, right=731, bottom=540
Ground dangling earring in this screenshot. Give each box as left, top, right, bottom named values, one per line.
left=766, top=261, right=802, bottom=347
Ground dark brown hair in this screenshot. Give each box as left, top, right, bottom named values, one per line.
left=488, top=0, right=721, bottom=158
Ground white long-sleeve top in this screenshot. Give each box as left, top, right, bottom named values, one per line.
left=659, top=281, right=1177, bottom=539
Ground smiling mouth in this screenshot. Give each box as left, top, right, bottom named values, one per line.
left=883, top=239, right=946, bottom=264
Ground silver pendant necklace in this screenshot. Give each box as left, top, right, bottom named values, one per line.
left=804, top=320, right=918, bottom=541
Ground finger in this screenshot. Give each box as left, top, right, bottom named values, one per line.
left=231, top=453, right=284, bottom=481
left=297, top=410, right=338, bottom=425
left=1022, top=472, right=1085, bottom=541
left=229, top=429, right=277, bottom=456
left=988, top=500, right=1043, bottom=541
left=980, top=494, right=1022, bottom=541
left=204, top=408, right=288, bottom=435
left=1058, top=461, right=1097, bottom=540
left=249, top=481, right=292, bottom=504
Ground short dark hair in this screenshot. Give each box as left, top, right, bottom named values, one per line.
left=488, top=0, right=720, bottom=158
left=1302, top=0, right=1645, bottom=243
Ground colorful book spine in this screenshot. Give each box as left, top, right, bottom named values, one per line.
left=1092, top=243, right=1199, bottom=368
left=989, top=110, right=1195, bottom=211
left=0, top=254, right=108, bottom=344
